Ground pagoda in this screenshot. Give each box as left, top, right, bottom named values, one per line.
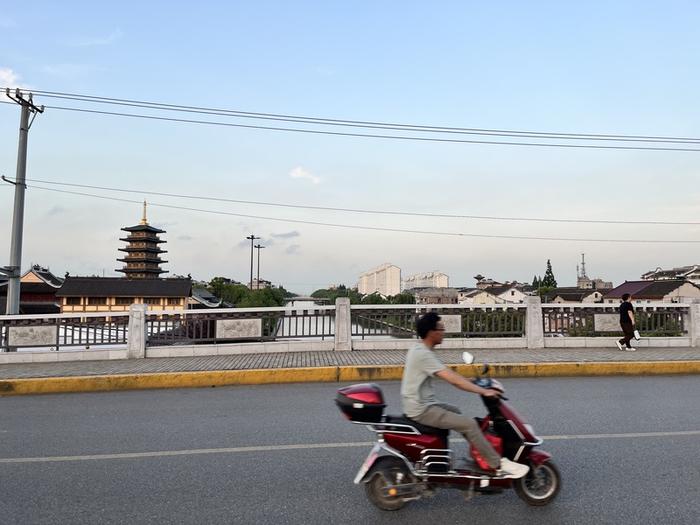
left=115, top=202, right=168, bottom=279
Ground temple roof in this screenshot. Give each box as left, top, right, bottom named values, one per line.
left=57, top=277, right=190, bottom=297
left=120, top=224, right=166, bottom=234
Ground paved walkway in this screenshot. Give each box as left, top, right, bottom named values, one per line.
left=1, top=347, right=698, bottom=380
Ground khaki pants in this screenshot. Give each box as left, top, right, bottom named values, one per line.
left=414, top=403, right=501, bottom=469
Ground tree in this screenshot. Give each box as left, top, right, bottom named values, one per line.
left=207, top=277, right=294, bottom=307
left=532, top=275, right=540, bottom=288
left=542, top=259, right=557, bottom=288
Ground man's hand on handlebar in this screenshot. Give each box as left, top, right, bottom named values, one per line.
left=481, top=388, right=501, bottom=398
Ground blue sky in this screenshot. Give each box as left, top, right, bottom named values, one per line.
left=1, top=1, right=699, bottom=293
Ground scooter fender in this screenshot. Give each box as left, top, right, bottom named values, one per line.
left=354, top=442, right=415, bottom=484
left=527, top=449, right=552, bottom=466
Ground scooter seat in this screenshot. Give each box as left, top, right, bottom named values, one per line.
left=384, top=414, right=450, bottom=438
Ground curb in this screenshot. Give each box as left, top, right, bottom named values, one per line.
left=1, top=361, right=699, bottom=396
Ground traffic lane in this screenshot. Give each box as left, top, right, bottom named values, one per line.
left=1, top=376, right=699, bottom=459
left=1, top=437, right=699, bottom=525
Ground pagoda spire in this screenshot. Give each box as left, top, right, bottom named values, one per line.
left=140, top=200, right=148, bottom=225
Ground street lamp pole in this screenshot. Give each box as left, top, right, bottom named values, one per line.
left=254, top=244, right=265, bottom=289
left=245, top=234, right=260, bottom=289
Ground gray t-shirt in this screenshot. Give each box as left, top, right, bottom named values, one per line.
left=401, top=342, right=447, bottom=418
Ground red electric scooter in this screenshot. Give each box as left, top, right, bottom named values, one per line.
left=335, top=352, right=561, bottom=510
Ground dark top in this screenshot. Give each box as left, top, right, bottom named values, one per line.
left=619, top=301, right=634, bottom=324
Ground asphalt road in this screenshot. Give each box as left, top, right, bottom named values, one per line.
left=1, top=376, right=699, bottom=524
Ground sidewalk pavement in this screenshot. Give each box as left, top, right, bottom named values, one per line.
left=1, top=347, right=699, bottom=395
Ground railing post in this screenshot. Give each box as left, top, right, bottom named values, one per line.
left=690, top=304, right=700, bottom=348
left=526, top=296, right=545, bottom=349
left=127, top=304, right=147, bottom=359
left=334, top=297, right=352, bottom=351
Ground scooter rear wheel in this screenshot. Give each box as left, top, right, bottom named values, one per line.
left=364, top=457, right=414, bottom=511
left=514, top=460, right=561, bottom=506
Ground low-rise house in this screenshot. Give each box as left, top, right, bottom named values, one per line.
left=603, top=280, right=700, bottom=304
left=413, top=287, right=459, bottom=305
left=485, top=285, right=527, bottom=304
left=544, top=287, right=604, bottom=303
left=458, top=288, right=502, bottom=304
left=641, top=265, right=700, bottom=285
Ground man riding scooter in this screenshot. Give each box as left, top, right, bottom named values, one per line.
left=401, top=312, right=529, bottom=479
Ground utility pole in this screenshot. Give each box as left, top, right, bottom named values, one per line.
left=2, top=89, right=44, bottom=320
left=246, top=234, right=260, bottom=289
left=254, top=244, right=265, bottom=289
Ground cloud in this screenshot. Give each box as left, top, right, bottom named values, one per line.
left=46, top=206, right=67, bottom=217
left=289, top=166, right=321, bottom=185
left=0, top=67, right=22, bottom=87
left=286, top=244, right=301, bottom=255
left=64, top=29, right=123, bottom=47
left=41, top=64, right=99, bottom=78
left=177, top=235, right=193, bottom=241
left=271, top=230, right=300, bottom=239
left=0, top=67, right=29, bottom=101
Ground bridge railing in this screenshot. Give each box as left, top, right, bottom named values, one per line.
left=541, top=303, right=690, bottom=337
left=350, top=304, right=527, bottom=339
left=145, top=306, right=336, bottom=346
left=1, top=300, right=697, bottom=356
left=0, top=311, right=130, bottom=352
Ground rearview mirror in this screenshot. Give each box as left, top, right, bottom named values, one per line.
left=462, top=351, right=474, bottom=365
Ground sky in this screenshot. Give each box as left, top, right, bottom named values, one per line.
left=1, top=1, right=699, bottom=294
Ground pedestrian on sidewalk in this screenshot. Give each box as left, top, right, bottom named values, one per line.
left=616, top=293, right=636, bottom=351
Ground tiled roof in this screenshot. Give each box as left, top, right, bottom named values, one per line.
left=485, top=285, right=519, bottom=296
left=604, top=280, right=696, bottom=299
left=56, top=277, right=191, bottom=297
left=121, top=224, right=166, bottom=234
left=546, top=287, right=601, bottom=302
left=191, top=287, right=222, bottom=307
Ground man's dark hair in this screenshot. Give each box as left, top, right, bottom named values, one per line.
left=622, top=293, right=631, bottom=301
left=416, top=312, right=441, bottom=339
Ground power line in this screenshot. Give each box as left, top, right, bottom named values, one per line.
left=13, top=177, right=700, bottom=226
left=18, top=88, right=700, bottom=144
left=22, top=91, right=700, bottom=145
left=24, top=183, right=700, bottom=244
left=4, top=90, right=700, bottom=151
left=21, top=103, right=700, bottom=152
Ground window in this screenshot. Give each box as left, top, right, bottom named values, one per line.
left=144, top=298, right=161, bottom=305
left=511, top=291, right=515, bottom=296
left=167, top=298, right=181, bottom=306
left=88, top=297, right=107, bottom=305
left=115, top=297, right=135, bottom=306
left=66, top=297, right=81, bottom=305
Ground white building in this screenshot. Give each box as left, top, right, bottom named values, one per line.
left=358, top=263, right=401, bottom=296
left=403, top=271, right=449, bottom=290
left=458, top=288, right=502, bottom=304
left=641, top=265, right=700, bottom=285
left=486, top=285, right=528, bottom=304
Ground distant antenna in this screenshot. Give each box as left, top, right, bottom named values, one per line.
left=580, top=253, right=587, bottom=278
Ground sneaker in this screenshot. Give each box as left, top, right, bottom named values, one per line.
left=615, top=341, right=624, bottom=351
left=496, top=458, right=529, bottom=479
left=625, top=347, right=637, bottom=352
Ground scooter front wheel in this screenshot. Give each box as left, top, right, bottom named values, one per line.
left=514, top=459, right=561, bottom=506
left=364, top=457, right=414, bottom=511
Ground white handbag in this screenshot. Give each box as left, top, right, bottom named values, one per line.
left=633, top=329, right=641, bottom=340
